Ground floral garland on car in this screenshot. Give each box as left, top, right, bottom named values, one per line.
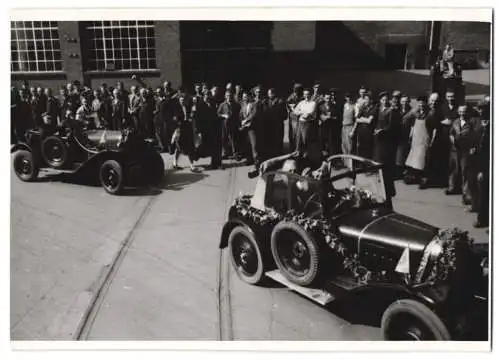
left=232, top=191, right=385, bottom=284
left=422, top=227, right=474, bottom=286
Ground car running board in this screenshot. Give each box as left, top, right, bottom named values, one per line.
left=265, top=270, right=335, bottom=306
left=265, top=271, right=363, bottom=306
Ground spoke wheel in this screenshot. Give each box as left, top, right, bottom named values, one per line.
left=271, top=221, right=320, bottom=286
left=228, top=226, right=265, bottom=285
left=13, top=150, right=39, bottom=182
left=100, top=160, right=124, bottom=195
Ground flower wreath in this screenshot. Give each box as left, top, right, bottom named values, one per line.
left=424, top=228, right=474, bottom=286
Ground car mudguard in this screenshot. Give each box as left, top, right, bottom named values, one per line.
left=71, top=150, right=125, bottom=179
left=219, top=219, right=256, bottom=249
left=11, top=142, right=32, bottom=154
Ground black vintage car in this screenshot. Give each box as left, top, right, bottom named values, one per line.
left=11, top=125, right=165, bottom=195
left=219, top=155, right=488, bottom=341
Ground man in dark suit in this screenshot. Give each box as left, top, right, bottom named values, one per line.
left=473, top=99, right=490, bottom=228
left=318, top=88, right=342, bottom=156
left=138, top=88, right=155, bottom=137
left=240, top=91, right=260, bottom=173
left=128, top=85, right=141, bottom=131
left=43, top=88, right=59, bottom=129
left=447, top=105, right=477, bottom=205
left=440, top=89, right=460, bottom=189
left=262, top=88, right=288, bottom=159
left=373, top=92, right=401, bottom=198
left=218, top=90, right=240, bottom=160
left=199, top=92, right=221, bottom=169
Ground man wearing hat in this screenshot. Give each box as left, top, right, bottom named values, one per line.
left=286, top=83, right=303, bottom=150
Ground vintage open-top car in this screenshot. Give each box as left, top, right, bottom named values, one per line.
left=219, top=154, right=488, bottom=341
left=11, top=125, right=165, bottom=195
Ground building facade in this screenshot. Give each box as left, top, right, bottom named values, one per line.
left=11, top=20, right=491, bottom=93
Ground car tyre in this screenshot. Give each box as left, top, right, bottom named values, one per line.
left=13, top=150, right=39, bottom=182
left=381, top=299, right=451, bottom=340
left=271, top=221, right=320, bottom=286
left=42, top=136, right=69, bottom=169
left=228, top=226, right=265, bottom=285
left=100, top=159, right=124, bottom=195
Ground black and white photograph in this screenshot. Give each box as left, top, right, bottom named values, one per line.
left=5, top=3, right=494, bottom=356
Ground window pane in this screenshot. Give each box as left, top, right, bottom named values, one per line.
left=105, top=39, right=113, bottom=49
left=38, top=62, right=47, bottom=72
left=147, top=49, right=155, bottom=59
left=104, top=28, right=112, bottom=38
left=50, top=29, right=58, bottom=39
left=139, top=49, right=147, bottom=59
left=54, top=61, right=62, bottom=71
left=54, top=51, right=61, bottom=61
left=131, top=59, right=139, bottom=69
left=95, top=39, right=104, bottom=49
left=146, top=37, right=155, bottom=48
left=28, top=61, right=37, bottom=71
left=112, top=28, right=120, bottom=39
left=123, top=59, right=132, bottom=69
left=148, top=59, right=156, bottom=69
left=139, top=59, right=148, bottom=69
left=139, top=38, right=146, bottom=48
left=42, top=21, right=50, bottom=27
left=46, top=62, right=54, bottom=71
left=12, top=61, right=20, bottom=72
left=46, top=51, right=54, bottom=60
left=105, top=50, right=113, bottom=59
left=27, top=50, right=36, bottom=61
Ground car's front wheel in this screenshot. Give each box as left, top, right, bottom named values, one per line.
left=100, top=159, right=124, bottom=195
left=381, top=299, right=451, bottom=340
left=228, top=226, right=265, bottom=285
left=271, top=221, right=320, bottom=286
left=13, top=150, right=39, bottom=182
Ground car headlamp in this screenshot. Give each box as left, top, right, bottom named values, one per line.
left=427, top=239, right=443, bottom=259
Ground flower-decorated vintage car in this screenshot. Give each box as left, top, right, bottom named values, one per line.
left=219, top=154, right=488, bottom=341
left=11, top=125, right=165, bottom=195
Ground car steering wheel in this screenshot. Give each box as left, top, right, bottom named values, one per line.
left=301, top=192, right=323, bottom=217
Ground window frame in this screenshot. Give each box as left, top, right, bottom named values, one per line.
left=83, top=20, right=158, bottom=73
left=10, top=21, right=63, bottom=74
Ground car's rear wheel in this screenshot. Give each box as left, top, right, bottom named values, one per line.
left=13, top=150, right=39, bottom=182
left=100, top=160, right=124, bottom=195
left=228, top=226, right=265, bottom=285
left=271, top=221, right=320, bottom=286
left=42, top=136, right=69, bottom=169
left=381, top=299, right=451, bottom=340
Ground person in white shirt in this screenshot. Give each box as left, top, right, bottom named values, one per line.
left=293, top=89, right=318, bottom=153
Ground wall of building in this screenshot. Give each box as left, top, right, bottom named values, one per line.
left=440, top=21, right=491, bottom=50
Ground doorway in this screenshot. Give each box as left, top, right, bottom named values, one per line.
left=385, top=43, right=408, bottom=69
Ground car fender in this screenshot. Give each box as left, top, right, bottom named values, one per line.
left=219, top=219, right=257, bottom=249
left=11, top=143, right=32, bottom=154
left=72, top=150, right=125, bottom=178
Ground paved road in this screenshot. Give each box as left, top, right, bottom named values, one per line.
left=10, top=154, right=488, bottom=341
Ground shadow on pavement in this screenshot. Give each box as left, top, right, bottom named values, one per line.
left=162, top=169, right=209, bottom=191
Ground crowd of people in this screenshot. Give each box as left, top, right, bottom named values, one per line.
left=10, top=70, right=490, bottom=229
